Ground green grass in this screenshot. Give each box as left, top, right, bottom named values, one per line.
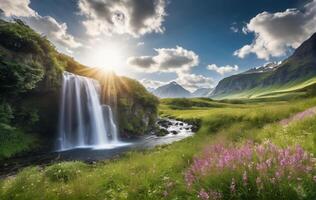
left=1, top=97, right=316, bottom=199
left=212, top=77, right=316, bottom=100
left=0, top=123, right=36, bottom=160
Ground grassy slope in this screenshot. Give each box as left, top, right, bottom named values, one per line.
left=212, top=76, right=316, bottom=100
left=1, top=97, right=316, bottom=199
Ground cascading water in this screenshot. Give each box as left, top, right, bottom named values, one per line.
left=57, top=72, right=120, bottom=151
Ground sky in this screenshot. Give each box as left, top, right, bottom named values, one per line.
left=1, top=0, right=316, bottom=91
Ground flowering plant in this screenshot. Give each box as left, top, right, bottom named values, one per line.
left=185, top=141, right=316, bottom=199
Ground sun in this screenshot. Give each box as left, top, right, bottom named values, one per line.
left=85, top=41, right=127, bottom=74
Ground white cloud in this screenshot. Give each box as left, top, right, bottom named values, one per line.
left=234, top=0, right=316, bottom=60
left=24, top=16, right=81, bottom=49
left=0, top=0, right=35, bottom=17
left=137, top=42, right=145, bottom=46
left=140, top=79, right=166, bottom=89
left=207, top=64, right=239, bottom=75
left=0, top=0, right=81, bottom=50
left=176, top=74, right=214, bottom=91
left=140, top=73, right=214, bottom=92
left=78, top=0, right=166, bottom=37
left=128, top=46, right=199, bottom=74
left=242, top=26, right=249, bottom=34
left=230, top=26, right=239, bottom=33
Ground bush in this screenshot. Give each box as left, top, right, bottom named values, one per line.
left=0, top=123, right=35, bottom=159
left=45, top=162, right=87, bottom=182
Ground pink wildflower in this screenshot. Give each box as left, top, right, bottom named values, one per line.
left=198, top=188, right=209, bottom=200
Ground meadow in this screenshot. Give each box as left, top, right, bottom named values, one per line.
left=1, top=96, right=316, bottom=200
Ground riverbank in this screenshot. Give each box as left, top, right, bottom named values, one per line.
left=1, top=97, right=316, bottom=199
left=0, top=118, right=194, bottom=178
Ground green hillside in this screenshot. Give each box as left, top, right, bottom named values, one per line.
left=212, top=33, right=316, bottom=99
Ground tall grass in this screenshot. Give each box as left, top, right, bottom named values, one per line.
left=1, top=97, right=316, bottom=199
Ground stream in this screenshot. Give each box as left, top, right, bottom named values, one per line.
left=0, top=118, right=194, bottom=178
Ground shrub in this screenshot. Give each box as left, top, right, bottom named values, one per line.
left=0, top=123, right=35, bottom=159
left=45, top=162, right=87, bottom=182
left=185, top=141, right=316, bottom=200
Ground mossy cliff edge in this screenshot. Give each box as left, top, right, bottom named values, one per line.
left=0, top=19, right=158, bottom=159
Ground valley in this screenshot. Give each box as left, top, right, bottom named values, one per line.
left=1, top=1, right=316, bottom=199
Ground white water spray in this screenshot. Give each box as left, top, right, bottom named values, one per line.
left=57, top=72, right=120, bottom=151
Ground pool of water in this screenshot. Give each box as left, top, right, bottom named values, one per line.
left=0, top=119, right=194, bottom=177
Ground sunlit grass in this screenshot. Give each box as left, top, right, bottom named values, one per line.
left=1, top=97, right=316, bottom=199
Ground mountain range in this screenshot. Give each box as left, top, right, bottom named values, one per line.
left=151, top=81, right=213, bottom=98
left=211, top=32, right=316, bottom=99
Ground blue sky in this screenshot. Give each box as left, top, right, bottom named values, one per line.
left=1, top=0, right=315, bottom=91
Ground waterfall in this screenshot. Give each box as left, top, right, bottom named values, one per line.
left=57, top=72, right=119, bottom=151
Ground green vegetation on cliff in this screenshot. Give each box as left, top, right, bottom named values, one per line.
left=0, top=19, right=64, bottom=159
left=0, top=19, right=158, bottom=159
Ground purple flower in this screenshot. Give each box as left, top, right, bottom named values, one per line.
left=198, top=188, right=209, bottom=200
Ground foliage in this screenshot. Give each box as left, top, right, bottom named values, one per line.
left=185, top=141, right=316, bottom=200
left=116, top=77, right=159, bottom=136
left=0, top=19, right=63, bottom=158
left=0, top=60, right=44, bottom=97
left=0, top=123, right=35, bottom=159
left=1, top=97, right=316, bottom=199
left=45, top=162, right=87, bottom=182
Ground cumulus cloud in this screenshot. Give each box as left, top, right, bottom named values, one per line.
left=176, top=74, right=214, bottom=91
left=130, top=45, right=210, bottom=91
left=140, top=73, right=214, bottom=91
left=24, top=16, right=81, bottom=48
left=128, top=46, right=199, bottom=74
left=140, top=79, right=166, bottom=89
left=0, top=0, right=35, bottom=17
left=137, top=42, right=145, bottom=46
left=78, top=0, right=166, bottom=37
left=234, top=0, right=316, bottom=60
left=0, top=0, right=81, bottom=49
left=207, top=64, right=239, bottom=75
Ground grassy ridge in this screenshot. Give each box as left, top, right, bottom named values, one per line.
left=212, top=77, right=316, bottom=100
left=1, top=97, right=316, bottom=199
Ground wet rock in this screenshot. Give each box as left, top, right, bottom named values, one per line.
left=156, top=128, right=169, bottom=137
left=157, top=119, right=172, bottom=128
left=171, top=130, right=178, bottom=135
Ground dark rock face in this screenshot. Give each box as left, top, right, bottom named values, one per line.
left=211, top=32, right=316, bottom=97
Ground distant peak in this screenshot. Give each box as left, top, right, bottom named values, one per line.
left=169, top=81, right=179, bottom=85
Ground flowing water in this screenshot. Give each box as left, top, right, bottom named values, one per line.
left=57, top=72, right=122, bottom=151
left=0, top=73, right=195, bottom=177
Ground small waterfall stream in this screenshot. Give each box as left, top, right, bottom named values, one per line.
left=57, top=72, right=120, bottom=151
